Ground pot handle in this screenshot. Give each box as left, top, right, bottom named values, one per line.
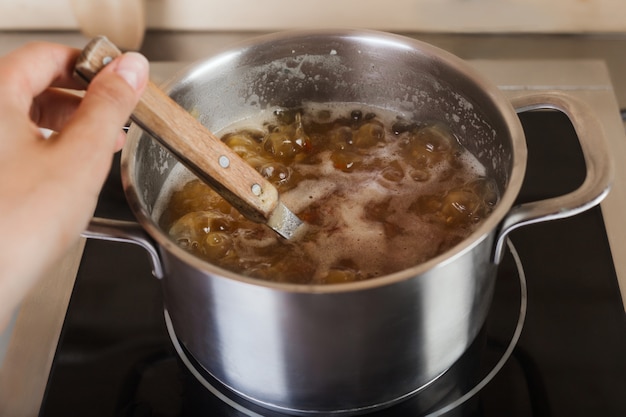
left=82, top=218, right=164, bottom=279
left=493, top=91, right=613, bottom=263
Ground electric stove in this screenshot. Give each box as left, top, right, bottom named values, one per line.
left=1, top=59, right=626, bottom=417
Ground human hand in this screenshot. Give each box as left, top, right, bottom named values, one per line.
left=0, top=42, right=148, bottom=328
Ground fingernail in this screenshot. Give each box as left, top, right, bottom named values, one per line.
left=114, top=52, right=148, bottom=91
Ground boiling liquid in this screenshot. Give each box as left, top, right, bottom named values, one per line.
left=156, top=105, right=499, bottom=284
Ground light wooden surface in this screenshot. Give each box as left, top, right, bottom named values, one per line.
left=1, top=0, right=625, bottom=33
left=0, top=239, right=85, bottom=417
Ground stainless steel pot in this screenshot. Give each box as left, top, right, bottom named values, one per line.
left=85, top=30, right=612, bottom=415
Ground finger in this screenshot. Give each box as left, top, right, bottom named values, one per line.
left=30, top=88, right=82, bottom=132
left=114, top=130, right=127, bottom=152
left=54, top=52, right=148, bottom=185
left=0, top=43, right=85, bottom=112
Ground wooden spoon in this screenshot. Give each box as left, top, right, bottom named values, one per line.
left=74, top=36, right=306, bottom=240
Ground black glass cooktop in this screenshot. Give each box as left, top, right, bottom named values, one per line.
left=39, top=111, right=626, bottom=416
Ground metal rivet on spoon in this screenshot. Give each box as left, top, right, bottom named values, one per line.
left=218, top=155, right=230, bottom=168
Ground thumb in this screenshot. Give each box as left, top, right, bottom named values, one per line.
left=69, top=51, right=148, bottom=148
left=55, top=52, right=149, bottom=183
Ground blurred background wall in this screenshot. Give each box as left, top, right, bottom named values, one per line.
left=4, top=0, right=626, bottom=32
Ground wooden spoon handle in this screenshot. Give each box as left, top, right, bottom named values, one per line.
left=74, top=36, right=279, bottom=224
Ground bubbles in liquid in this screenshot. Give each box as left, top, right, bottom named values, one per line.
left=263, top=112, right=311, bottom=162
left=157, top=104, right=499, bottom=285
left=410, top=177, right=499, bottom=229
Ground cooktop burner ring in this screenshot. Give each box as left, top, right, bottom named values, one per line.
left=163, top=238, right=527, bottom=416
left=424, top=238, right=528, bottom=417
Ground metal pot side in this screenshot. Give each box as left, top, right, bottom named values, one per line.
left=121, top=30, right=533, bottom=413
left=160, top=234, right=498, bottom=413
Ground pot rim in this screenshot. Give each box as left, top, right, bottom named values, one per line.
left=121, top=29, right=527, bottom=293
